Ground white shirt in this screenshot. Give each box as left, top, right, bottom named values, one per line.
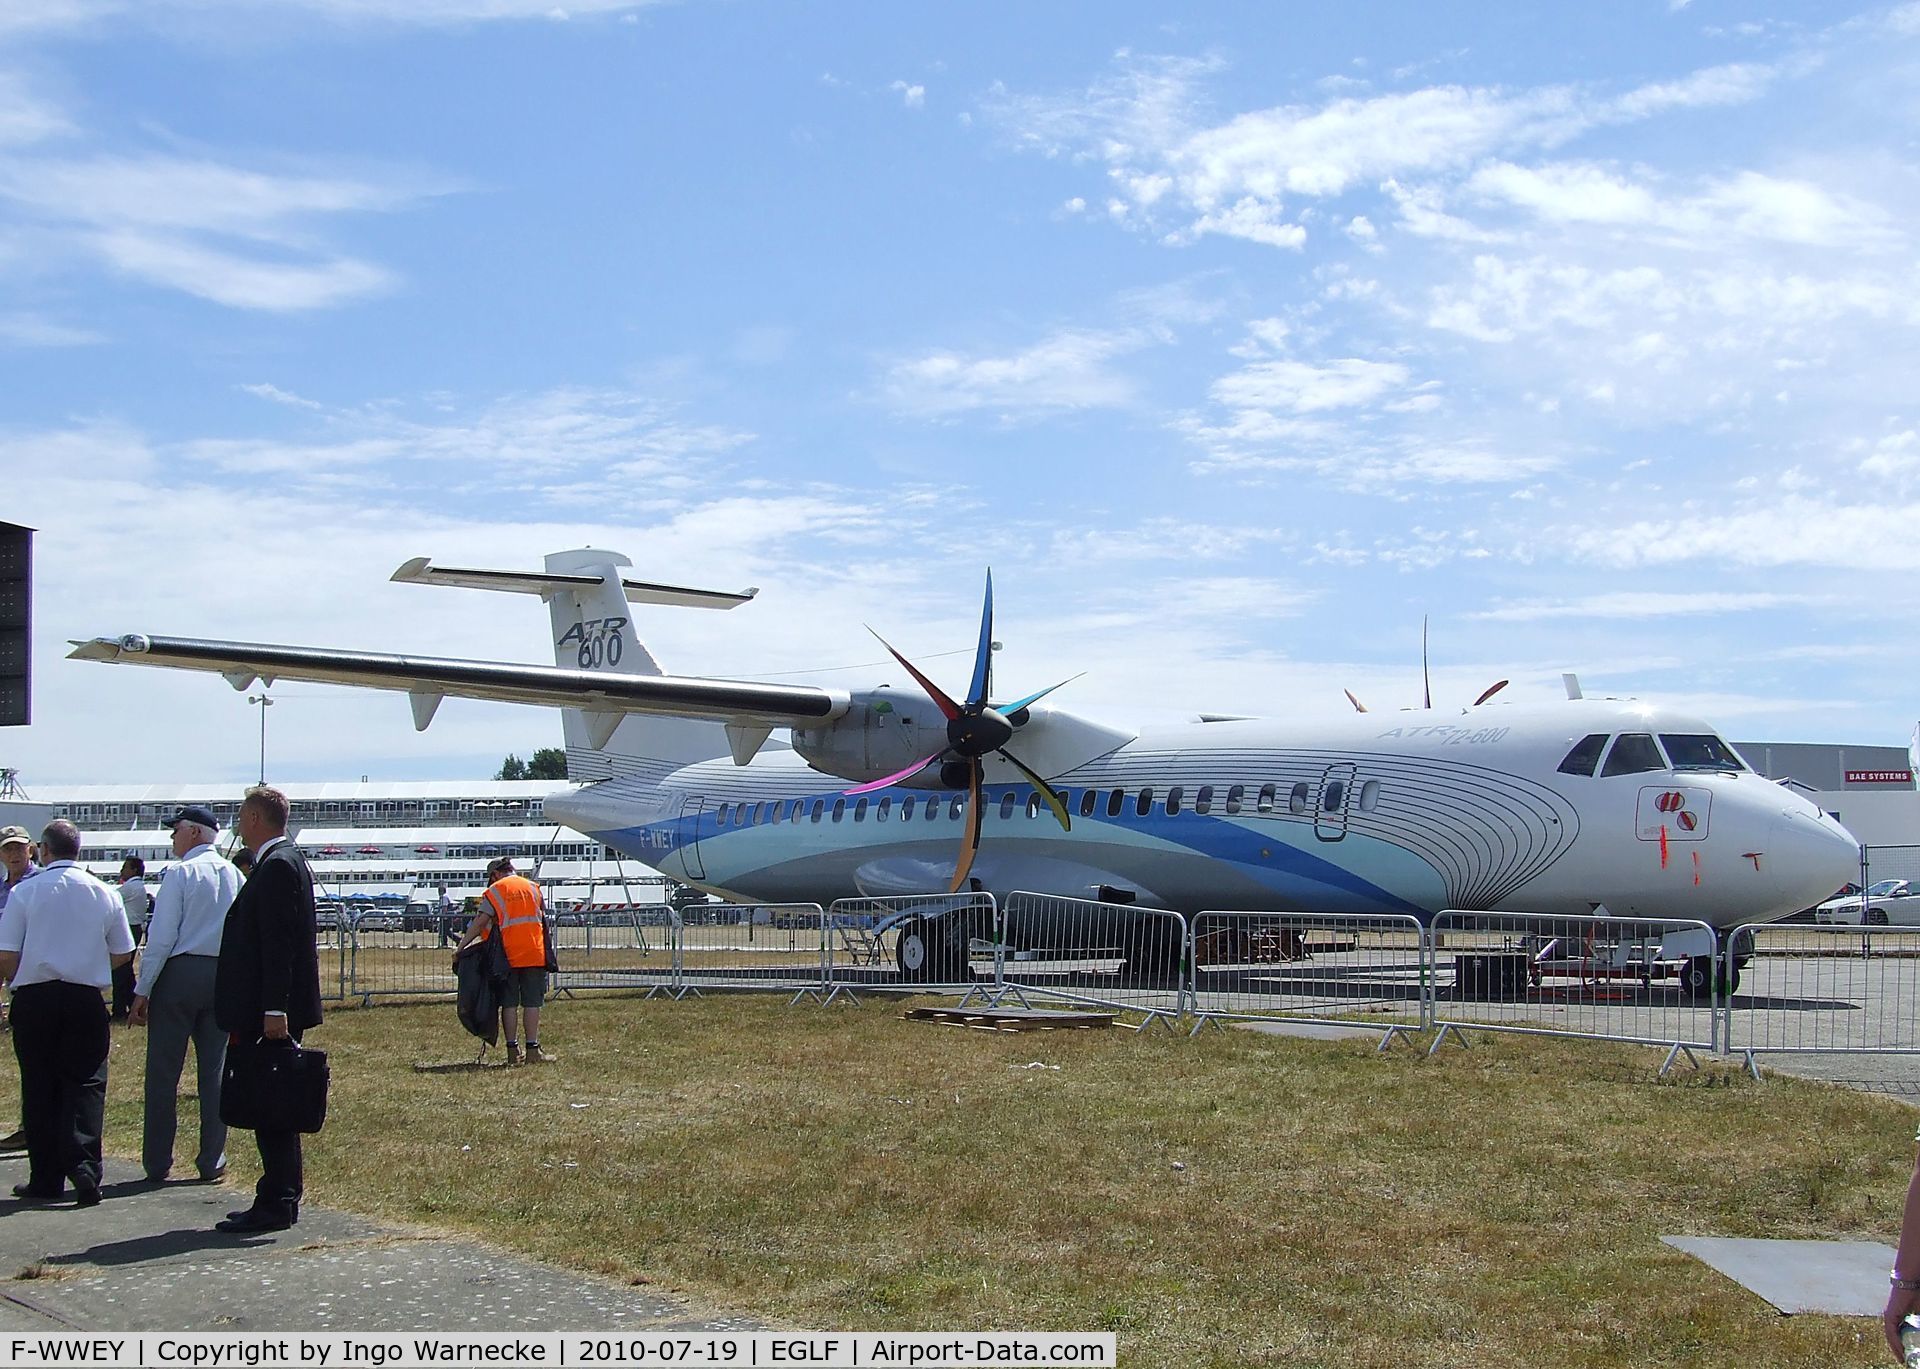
left=120, top=877, right=149, bottom=927
left=0, top=860, right=135, bottom=989
left=134, top=844, right=242, bottom=996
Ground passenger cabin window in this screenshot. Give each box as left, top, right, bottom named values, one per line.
left=1136, top=788, right=1155, bottom=816
left=810, top=800, right=825, bottom=823
left=770, top=802, right=783, bottom=825
left=1557, top=734, right=1609, bottom=777
left=832, top=799, right=847, bottom=823
left=876, top=797, right=891, bottom=821
left=901, top=797, right=916, bottom=819
left=1078, top=790, right=1097, bottom=818
left=1166, top=786, right=1184, bottom=816
left=1323, top=781, right=1345, bottom=812
left=1601, top=733, right=1666, bottom=777
left=1000, top=793, right=1017, bottom=820
left=924, top=798, right=940, bottom=820
left=1026, top=793, right=1043, bottom=819
left=1225, top=784, right=1244, bottom=815
left=1195, top=785, right=1214, bottom=815
left=1256, top=783, right=1277, bottom=814
left=1288, top=782, right=1310, bottom=815
left=853, top=798, right=868, bottom=822
left=1107, top=789, right=1124, bottom=817
left=1661, top=734, right=1747, bottom=771
left=1358, top=780, right=1381, bottom=812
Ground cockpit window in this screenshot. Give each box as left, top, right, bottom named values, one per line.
left=1660, top=734, right=1746, bottom=772
left=1601, top=733, right=1665, bottom=777
left=1557, top=734, right=1609, bottom=777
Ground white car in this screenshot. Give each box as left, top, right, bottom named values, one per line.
left=1815, top=879, right=1920, bottom=925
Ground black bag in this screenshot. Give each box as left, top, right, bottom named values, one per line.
left=220, top=1039, right=329, bottom=1134
left=454, top=938, right=508, bottom=1044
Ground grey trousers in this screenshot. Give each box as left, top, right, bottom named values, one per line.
left=143, top=955, right=227, bottom=1181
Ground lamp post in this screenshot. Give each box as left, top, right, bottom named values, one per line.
left=248, top=692, right=274, bottom=783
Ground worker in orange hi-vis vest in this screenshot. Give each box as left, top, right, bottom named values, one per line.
left=456, top=858, right=555, bottom=1065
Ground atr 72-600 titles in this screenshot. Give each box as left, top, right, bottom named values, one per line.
left=73, top=548, right=1858, bottom=988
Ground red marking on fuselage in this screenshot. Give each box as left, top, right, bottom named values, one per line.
left=1692, top=849, right=1701, bottom=886
left=1659, top=825, right=1670, bottom=869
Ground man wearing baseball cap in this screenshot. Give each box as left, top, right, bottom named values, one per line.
left=129, top=805, right=243, bottom=1184
left=0, top=825, right=37, bottom=1153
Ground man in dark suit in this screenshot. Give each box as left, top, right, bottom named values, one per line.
left=213, top=785, right=322, bottom=1234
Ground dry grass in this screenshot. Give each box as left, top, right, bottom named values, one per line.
left=4, top=992, right=1912, bottom=1367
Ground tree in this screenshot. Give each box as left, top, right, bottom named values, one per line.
left=527, top=747, right=568, bottom=780
left=495, top=754, right=527, bottom=781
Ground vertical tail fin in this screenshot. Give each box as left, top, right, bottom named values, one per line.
left=392, top=550, right=760, bottom=780
left=541, top=549, right=729, bottom=778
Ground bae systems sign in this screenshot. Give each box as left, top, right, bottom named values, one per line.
left=1845, top=770, right=1914, bottom=785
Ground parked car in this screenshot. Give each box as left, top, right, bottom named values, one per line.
left=353, top=909, right=403, bottom=932
left=1815, top=879, right=1920, bottom=925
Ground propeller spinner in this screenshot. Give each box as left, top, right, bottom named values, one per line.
left=847, top=571, right=1075, bottom=892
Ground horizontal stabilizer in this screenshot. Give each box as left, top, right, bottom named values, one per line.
left=391, top=557, right=757, bottom=611
left=69, top=634, right=847, bottom=727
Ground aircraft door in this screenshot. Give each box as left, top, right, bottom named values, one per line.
left=1314, top=763, right=1358, bottom=843
left=678, top=796, right=708, bottom=880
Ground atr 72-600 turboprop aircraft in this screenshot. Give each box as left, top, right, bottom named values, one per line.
left=72, top=548, right=1859, bottom=987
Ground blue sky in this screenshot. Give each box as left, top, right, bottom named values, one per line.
left=5, top=0, right=1920, bottom=786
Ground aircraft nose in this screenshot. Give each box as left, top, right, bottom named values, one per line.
left=1768, top=807, right=1861, bottom=913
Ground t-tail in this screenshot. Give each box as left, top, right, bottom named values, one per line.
left=390, top=549, right=756, bottom=781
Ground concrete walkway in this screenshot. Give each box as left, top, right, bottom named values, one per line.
left=0, top=1155, right=760, bottom=1334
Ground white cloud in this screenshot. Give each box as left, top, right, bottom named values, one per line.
left=1558, top=496, right=1920, bottom=572
left=0, top=153, right=445, bottom=310
left=0, top=72, right=71, bottom=145
left=240, top=382, right=323, bottom=409
left=0, top=311, right=98, bottom=345
left=1210, top=357, right=1411, bottom=413
left=90, top=229, right=393, bottom=309
left=1464, top=160, right=1897, bottom=248
left=877, top=327, right=1144, bottom=418
left=890, top=80, right=926, bottom=110
left=989, top=56, right=1778, bottom=251
left=1472, top=591, right=1821, bottom=621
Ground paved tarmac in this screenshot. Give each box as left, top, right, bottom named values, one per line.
left=0, top=1156, right=760, bottom=1334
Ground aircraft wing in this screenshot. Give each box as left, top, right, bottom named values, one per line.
left=67, top=634, right=850, bottom=732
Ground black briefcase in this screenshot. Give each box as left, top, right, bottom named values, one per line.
left=220, top=1040, right=329, bottom=1134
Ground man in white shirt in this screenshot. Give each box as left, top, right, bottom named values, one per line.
left=112, top=857, right=149, bottom=1021
left=0, top=820, right=134, bottom=1205
left=130, top=806, right=242, bottom=1184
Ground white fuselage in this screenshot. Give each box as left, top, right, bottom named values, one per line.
left=545, top=698, right=1860, bottom=931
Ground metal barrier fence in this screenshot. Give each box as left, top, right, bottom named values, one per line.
left=551, top=908, right=676, bottom=997
left=1723, top=922, right=1920, bottom=1072
left=1426, top=911, right=1721, bottom=1075
left=342, top=911, right=681, bottom=1000
left=676, top=902, right=829, bottom=1002
left=315, top=893, right=1920, bottom=1078
left=320, top=920, right=349, bottom=1002
left=991, top=892, right=1187, bottom=1025
left=1188, top=911, right=1426, bottom=1048
left=826, top=893, right=999, bottom=1001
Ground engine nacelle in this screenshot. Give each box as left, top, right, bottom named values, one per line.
left=791, top=685, right=950, bottom=785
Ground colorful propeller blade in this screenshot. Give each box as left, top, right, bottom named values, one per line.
left=868, top=628, right=961, bottom=721
left=966, top=569, right=994, bottom=708
left=1344, top=688, right=1367, bottom=714
left=999, top=748, right=1071, bottom=832
left=996, top=673, right=1083, bottom=716
left=949, top=762, right=984, bottom=893
left=1472, top=679, right=1510, bottom=707
left=1421, top=615, right=1431, bottom=711
left=844, top=752, right=943, bottom=796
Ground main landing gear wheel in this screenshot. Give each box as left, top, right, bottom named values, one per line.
left=895, top=916, right=964, bottom=983
left=1678, top=954, right=1739, bottom=1000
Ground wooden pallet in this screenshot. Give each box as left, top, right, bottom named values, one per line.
left=903, top=1006, right=1116, bottom=1032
